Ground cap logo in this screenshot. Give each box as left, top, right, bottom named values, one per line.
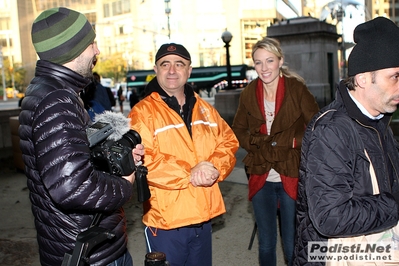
left=167, top=45, right=177, bottom=51
left=155, top=43, right=191, bottom=62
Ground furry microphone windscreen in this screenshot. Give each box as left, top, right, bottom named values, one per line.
left=94, top=111, right=131, bottom=141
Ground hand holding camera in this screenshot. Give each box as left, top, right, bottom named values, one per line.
left=122, top=144, right=145, bottom=184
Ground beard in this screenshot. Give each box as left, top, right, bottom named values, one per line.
left=74, top=55, right=96, bottom=79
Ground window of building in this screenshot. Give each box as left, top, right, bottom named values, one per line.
left=112, top=1, right=122, bottom=16
left=241, top=20, right=271, bottom=61
left=104, top=3, right=110, bottom=18
left=0, top=18, right=9, bottom=31
left=122, top=0, right=131, bottom=13
left=103, top=0, right=130, bottom=17
left=388, top=8, right=399, bottom=17
left=85, top=12, right=96, bottom=25
left=0, top=38, right=12, bottom=47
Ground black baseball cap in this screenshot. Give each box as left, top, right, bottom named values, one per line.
left=155, top=43, right=191, bottom=63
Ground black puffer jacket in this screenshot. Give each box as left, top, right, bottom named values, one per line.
left=294, top=80, right=399, bottom=265
left=19, top=60, right=133, bottom=266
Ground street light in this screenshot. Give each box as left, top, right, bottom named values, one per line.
left=336, top=7, right=346, bottom=80
left=164, top=0, right=171, bottom=39
left=0, top=48, right=6, bottom=101
left=221, top=30, right=233, bottom=90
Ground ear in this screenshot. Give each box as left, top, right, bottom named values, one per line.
left=354, top=73, right=367, bottom=88
left=279, top=57, right=284, bottom=68
left=188, top=66, right=193, bottom=78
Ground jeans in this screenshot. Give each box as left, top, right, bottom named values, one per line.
left=251, top=181, right=296, bottom=266
left=106, top=249, right=133, bottom=266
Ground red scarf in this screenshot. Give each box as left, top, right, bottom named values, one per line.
left=248, top=77, right=298, bottom=201
left=255, top=77, right=284, bottom=134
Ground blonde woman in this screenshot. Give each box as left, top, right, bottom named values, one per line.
left=232, top=37, right=319, bottom=266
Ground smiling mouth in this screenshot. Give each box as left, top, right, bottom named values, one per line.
left=261, top=73, right=271, bottom=78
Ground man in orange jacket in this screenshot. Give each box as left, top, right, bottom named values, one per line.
left=128, top=43, right=239, bottom=266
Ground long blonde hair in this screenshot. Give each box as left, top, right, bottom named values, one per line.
left=252, top=37, right=305, bottom=84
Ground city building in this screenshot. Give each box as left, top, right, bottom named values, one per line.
left=0, top=0, right=391, bottom=90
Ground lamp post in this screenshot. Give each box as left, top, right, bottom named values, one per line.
left=0, top=48, right=6, bottom=101
left=221, top=30, right=233, bottom=90
left=164, top=0, right=171, bottom=39
left=337, top=6, right=346, bottom=79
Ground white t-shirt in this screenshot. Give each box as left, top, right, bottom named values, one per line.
left=264, top=99, right=281, bottom=182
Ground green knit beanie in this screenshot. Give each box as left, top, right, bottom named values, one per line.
left=31, top=7, right=96, bottom=65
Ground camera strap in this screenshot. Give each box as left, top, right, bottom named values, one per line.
left=136, top=165, right=151, bottom=203
left=61, top=213, right=113, bottom=266
left=90, top=213, right=102, bottom=227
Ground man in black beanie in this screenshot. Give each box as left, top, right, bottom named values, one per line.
left=19, top=7, right=144, bottom=266
left=294, top=17, right=399, bottom=265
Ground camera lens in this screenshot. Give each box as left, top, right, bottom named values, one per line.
left=118, top=130, right=141, bottom=148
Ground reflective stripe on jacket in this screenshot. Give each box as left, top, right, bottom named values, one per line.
left=129, top=91, right=239, bottom=230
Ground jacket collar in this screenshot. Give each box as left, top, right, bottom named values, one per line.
left=35, top=60, right=92, bottom=94
left=144, top=77, right=195, bottom=109
left=144, top=77, right=197, bottom=135
left=245, top=77, right=306, bottom=129
left=337, top=80, right=392, bottom=127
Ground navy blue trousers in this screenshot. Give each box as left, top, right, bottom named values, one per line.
left=144, top=221, right=212, bottom=266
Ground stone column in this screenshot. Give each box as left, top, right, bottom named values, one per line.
left=267, top=17, right=340, bottom=108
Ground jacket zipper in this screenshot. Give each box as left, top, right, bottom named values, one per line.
left=355, top=119, right=395, bottom=193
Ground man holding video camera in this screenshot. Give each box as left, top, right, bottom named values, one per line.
left=18, top=7, right=144, bottom=266
left=128, top=43, right=239, bottom=266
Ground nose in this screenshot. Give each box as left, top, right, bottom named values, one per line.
left=261, top=63, right=268, bottom=71
left=168, top=64, right=176, bottom=74
left=93, top=42, right=100, bottom=55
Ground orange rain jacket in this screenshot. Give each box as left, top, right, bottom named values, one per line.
left=129, top=91, right=239, bottom=230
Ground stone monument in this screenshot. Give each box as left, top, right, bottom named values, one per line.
left=267, top=16, right=340, bottom=107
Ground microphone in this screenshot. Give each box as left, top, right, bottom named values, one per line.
left=93, top=111, right=131, bottom=141
left=89, top=111, right=151, bottom=202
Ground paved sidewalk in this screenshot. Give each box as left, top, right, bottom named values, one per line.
left=0, top=147, right=286, bottom=266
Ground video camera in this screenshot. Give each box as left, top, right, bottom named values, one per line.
left=87, top=121, right=140, bottom=176
left=86, top=113, right=151, bottom=203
